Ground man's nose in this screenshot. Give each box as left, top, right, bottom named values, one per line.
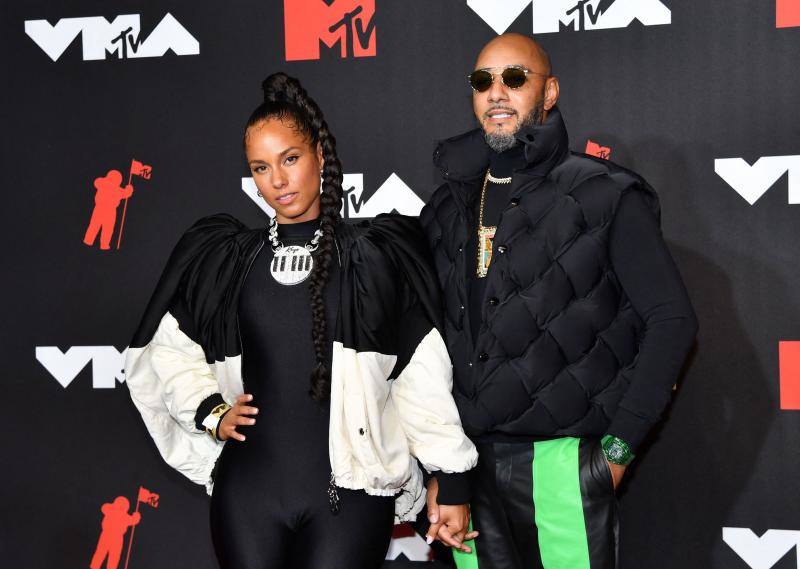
left=486, top=74, right=509, bottom=104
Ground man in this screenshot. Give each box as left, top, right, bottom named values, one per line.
left=420, top=33, right=697, bottom=568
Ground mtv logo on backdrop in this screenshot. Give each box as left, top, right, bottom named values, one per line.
left=241, top=173, right=425, bottom=218
left=585, top=139, right=612, bottom=160
left=24, top=13, right=199, bottom=62
left=467, top=0, right=671, bottom=35
left=777, top=0, right=800, bottom=28
left=284, top=0, right=376, bottom=61
left=779, top=341, right=800, bottom=410
left=714, top=155, right=800, bottom=205
left=36, top=346, right=126, bottom=388
left=723, top=527, right=800, bottom=569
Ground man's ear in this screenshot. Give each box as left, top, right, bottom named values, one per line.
left=543, top=76, right=560, bottom=111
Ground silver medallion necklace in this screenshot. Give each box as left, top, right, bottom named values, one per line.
left=267, top=218, right=323, bottom=286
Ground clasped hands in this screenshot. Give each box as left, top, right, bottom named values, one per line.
left=424, top=477, right=478, bottom=554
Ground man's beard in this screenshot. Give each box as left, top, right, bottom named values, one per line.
left=483, top=100, right=545, bottom=153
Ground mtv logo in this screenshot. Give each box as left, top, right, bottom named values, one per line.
left=467, top=0, right=671, bottom=35
left=36, top=346, right=127, bottom=388
left=343, top=173, right=425, bottom=218
left=777, top=0, right=800, bottom=28
left=25, top=13, right=199, bottom=62
left=241, top=173, right=425, bottom=219
left=723, top=527, right=800, bottom=569
left=284, top=0, right=376, bottom=61
left=714, top=155, right=800, bottom=205
left=586, top=139, right=612, bottom=160
left=779, top=341, right=800, bottom=410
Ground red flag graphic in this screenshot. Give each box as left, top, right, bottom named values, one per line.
left=137, top=487, right=159, bottom=508
left=130, top=159, right=152, bottom=180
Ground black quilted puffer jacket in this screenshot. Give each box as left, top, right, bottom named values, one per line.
left=421, top=107, right=669, bottom=446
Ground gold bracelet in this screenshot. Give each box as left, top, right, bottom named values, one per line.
left=205, top=403, right=232, bottom=440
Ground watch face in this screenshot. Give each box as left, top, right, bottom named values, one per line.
left=609, top=444, right=624, bottom=461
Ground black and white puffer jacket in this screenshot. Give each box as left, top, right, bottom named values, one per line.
left=421, top=107, right=664, bottom=446
left=125, top=213, right=477, bottom=523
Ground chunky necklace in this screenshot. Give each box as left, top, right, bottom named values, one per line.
left=486, top=171, right=512, bottom=184
left=267, top=218, right=323, bottom=286
left=476, top=169, right=510, bottom=278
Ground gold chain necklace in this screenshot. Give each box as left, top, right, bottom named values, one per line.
left=476, top=170, right=511, bottom=278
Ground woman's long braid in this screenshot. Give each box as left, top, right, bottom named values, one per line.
left=259, top=73, right=343, bottom=401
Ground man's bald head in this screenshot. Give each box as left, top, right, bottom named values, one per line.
left=474, top=33, right=551, bottom=76
left=471, top=33, right=560, bottom=152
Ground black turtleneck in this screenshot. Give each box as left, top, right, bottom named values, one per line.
left=237, top=217, right=339, bottom=451
left=467, top=145, right=526, bottom=340
left=196, top=217, right=340, bottom=486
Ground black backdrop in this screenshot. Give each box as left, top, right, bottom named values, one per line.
left=2, top=1, right=800, bottom=568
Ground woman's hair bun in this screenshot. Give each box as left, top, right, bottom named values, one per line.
left=262, top=72, right=303, bottom=104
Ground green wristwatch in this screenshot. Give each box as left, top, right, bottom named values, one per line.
left=601, top=435, right=634, bottom=466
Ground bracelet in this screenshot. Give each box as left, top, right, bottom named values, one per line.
left=202, top=403, right=232, bottom=440
left=601, top=435, right=634, bottom=466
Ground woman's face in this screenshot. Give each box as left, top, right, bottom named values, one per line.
left=245, top=118, right=323, bottom=224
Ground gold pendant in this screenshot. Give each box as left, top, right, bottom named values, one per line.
left=477, top=225, right=496, bottom=278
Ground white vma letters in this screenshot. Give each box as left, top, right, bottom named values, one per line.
left=24, top=13, right=199, bottom=61
left=385, top=533, right=431, bottom=561
left=36, top=346, right=127, bottom=388
left=242, top=173, right=425, bottom=219
left=467, top=0, right=530, bottom=36
left=343, top=173, right=425, bottom=218
left=715, top=156, right=800, bottom=205
left=723, top=528, right=800, bottom=569
left=467, top=0, right=671, bottom=35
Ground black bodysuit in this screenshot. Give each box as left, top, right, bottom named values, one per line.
left=209, top=219, right=394, bottom=569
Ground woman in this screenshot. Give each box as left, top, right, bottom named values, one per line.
left=125, top=73, right=477, bottom=568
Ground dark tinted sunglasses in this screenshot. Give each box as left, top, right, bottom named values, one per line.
left=468, top=67, right=546, bottom=92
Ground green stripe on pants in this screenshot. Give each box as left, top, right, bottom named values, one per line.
left=533, top=438, right=591, bottom=569
left=452, top=519, right=479, bottom=569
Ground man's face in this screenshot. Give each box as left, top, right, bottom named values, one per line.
left=472, top=41, right=549, bottom=152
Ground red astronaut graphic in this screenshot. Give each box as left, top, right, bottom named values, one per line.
left=89, top=487, right=159, bottom=569
left=89, top=496, right=139, bottom=569
left=83, top=159, right=152, bottom=251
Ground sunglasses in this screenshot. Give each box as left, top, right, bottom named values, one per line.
left=468, top=66, right=547, bottom=92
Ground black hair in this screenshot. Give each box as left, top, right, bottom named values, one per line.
left=245, top=72, right=343, bottom=401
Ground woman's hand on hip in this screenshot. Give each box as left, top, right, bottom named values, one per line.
left=218, top=394, right=258, bottom=442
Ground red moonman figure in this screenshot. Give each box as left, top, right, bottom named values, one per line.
left=89, top=496, right=141, bottom=569
left=83, top=170, right=134, bottom=250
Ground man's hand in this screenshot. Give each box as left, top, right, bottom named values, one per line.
left=218, top=394, right=258, bottom=442
left=425, top=477, right=479, bottom=553
left=607, top=461, right=626, bottom=490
